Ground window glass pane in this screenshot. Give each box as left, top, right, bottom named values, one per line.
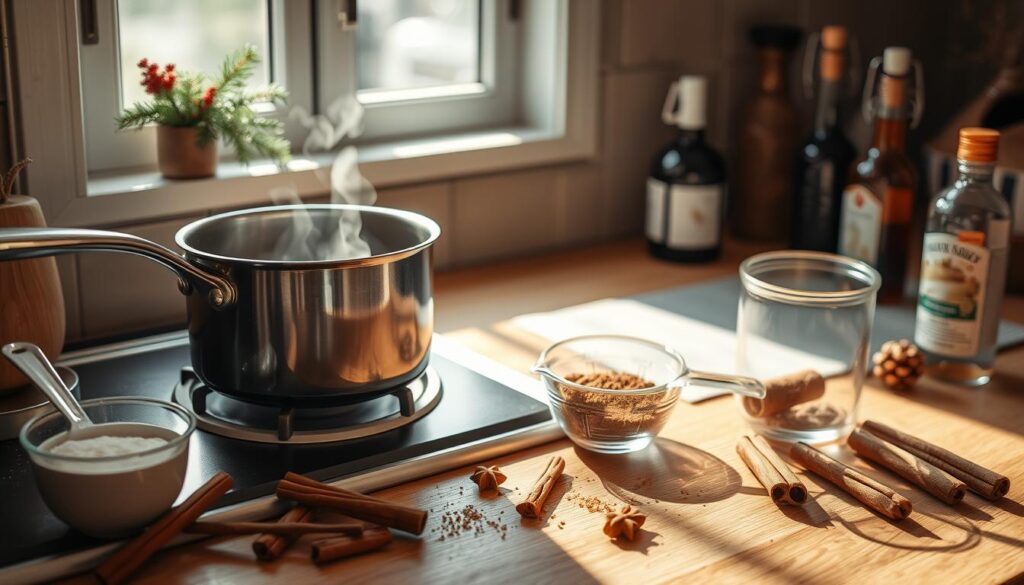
left=117, top=0, right=271, bottom=106
left=356, top=0, right=480, bottom=93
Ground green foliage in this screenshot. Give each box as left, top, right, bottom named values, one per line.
left=116, top=45, right=290, bottom=164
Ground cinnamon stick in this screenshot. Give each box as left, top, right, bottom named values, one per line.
left=736, top=435, right=807, bottom=505
left=311, top=527, right=392, bottom=564
left=283, top=472, right=379, bottom=501
left=95, top=472, right=233, bottom=585
left=276, top=474, right=428, bottom=535
left=848, top=428, right=967, bottom=505
left=186, top=520, right=363, bottom=537
left=862, top=420, right=1010, bottom=500
left=252, top=505, right=313, bottom=561
left=791, top=442, right=912, bottom=521
left=743, top=369, right=825, bottom=418
left=515, top=455, right=566, bottom=518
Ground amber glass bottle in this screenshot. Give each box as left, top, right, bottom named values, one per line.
left=838, top=47, right=918, bottom=302
left=734, top=26, right=801, bottom=241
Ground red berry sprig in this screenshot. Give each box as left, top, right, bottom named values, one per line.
left=202, top=86, right=217, bottom=108
left=137, top=58, right=176, bottom=95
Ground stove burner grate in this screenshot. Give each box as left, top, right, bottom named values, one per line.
left=172, top=366, right=442, bottom=444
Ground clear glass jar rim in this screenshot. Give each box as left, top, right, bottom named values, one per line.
left=740, top=250, right=881, bottom=307
left=19, top=397, right=197, bottom=463
left=535, top=334, right=689, bottom=395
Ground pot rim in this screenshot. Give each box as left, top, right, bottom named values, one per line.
left=175, top=204, right=441, bottom=269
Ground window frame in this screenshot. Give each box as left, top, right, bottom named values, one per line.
left=322, top=0, right=520, bottom=143
left=13, top=0, right=599, bottom=228
left=79, top=0, right=314, bottom=173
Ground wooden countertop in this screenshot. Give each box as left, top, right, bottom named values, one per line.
left=118, top=239, right=1024, bottom=584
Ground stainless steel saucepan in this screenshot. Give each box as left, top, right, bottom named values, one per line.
left=0, top=204, right=441, bottom=405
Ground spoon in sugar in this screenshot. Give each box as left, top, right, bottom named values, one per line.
left=2, top=341, right=94, bottom=435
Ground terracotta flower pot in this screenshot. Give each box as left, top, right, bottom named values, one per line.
left=0, top=195, right=65, bottom=393
left=157, top=125, right=217, bottom=179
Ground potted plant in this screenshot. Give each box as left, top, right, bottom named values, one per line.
left=116, top=45, right=290, bottom=179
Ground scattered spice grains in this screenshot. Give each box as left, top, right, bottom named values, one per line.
left=566, top=490, right=615, bottom=514
left=433, top=504, right=508, bottom=541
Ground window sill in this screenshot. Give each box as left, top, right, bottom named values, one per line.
left=71, top=125, right=595, bottom=228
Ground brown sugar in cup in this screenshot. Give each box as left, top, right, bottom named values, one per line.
left=550, top=371, right=679, bottom=453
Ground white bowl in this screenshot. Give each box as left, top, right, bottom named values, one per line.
left=20, top=397, right=196, bottom=538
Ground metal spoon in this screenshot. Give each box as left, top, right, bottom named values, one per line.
left=2, top=341, right=93, bottom=434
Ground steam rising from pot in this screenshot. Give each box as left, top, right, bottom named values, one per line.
left=272, top=95, right=377, bottom=262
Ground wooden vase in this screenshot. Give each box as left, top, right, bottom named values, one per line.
left=157, top=125, right=217, bottom=179
left=0, top=195, right=66, bottom=392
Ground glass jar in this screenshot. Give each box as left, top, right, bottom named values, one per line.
left=736, top=251, right=880, bottom=442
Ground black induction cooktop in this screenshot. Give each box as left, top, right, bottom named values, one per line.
left=0, top=336, right=552, bottom=570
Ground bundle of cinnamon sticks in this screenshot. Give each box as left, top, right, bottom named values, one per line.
left=788, top=419, right=1011, bottom=522
left=736, top=435, right=807, bottom=506
left=92, top=471, right=427, bottom=583
left=849, top=420, right=1009, bottom=502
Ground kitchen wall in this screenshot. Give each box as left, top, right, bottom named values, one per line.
left=52, top=0, right=998, bottom=343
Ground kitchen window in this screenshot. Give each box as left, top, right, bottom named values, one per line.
left=82, top=0, right=515, bottom=172
left=14, top=0, right=597, bottom=226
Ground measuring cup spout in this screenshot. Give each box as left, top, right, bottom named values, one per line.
left=530, top=363, right=557, bottom=378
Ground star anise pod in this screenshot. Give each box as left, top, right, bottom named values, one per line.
left=469, top=465, right=507, bottom=493
left=603, top=505, right=646, bottom=541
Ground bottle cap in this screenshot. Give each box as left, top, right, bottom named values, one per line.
left=674, top=76, right=707, bottom=130
left=957, top=127, right=1000, bottom=163
left=821, top=26, right=848, bottom=51
left=882, top=47, right=912, bottom=77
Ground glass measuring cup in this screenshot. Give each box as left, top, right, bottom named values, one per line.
left=532, top=335, right=765, bottom=453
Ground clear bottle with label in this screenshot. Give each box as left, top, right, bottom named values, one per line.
left=838, top=47, right=922, bottom=302
left=915, top=128, right=1011, bottom=386
left=646, top=76, right=725, bottom=262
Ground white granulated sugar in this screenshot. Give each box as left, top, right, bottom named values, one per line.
left=49, top=435, right=168, bottom=458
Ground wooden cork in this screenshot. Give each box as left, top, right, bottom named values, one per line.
left=743, top=369, right=825, bottom=418
left=819, top=26, right=847, bottom=81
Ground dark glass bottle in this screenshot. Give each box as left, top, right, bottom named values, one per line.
left=646, top=76, right=726, bottom=262
left=792, top=26, right=856, bottom=252
left=838, top=47, right=920, bottom=303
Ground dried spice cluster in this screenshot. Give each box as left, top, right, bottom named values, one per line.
left=872, top=339, right=924, bottom=391
left=469, top=466, right=507, bottom=493
left=603, top=505, right=647, bottom=541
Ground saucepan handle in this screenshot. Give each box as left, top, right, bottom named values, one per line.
left=0, top=227, right=236, bottom=309
left=688, top=369, right=766, bottom=399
